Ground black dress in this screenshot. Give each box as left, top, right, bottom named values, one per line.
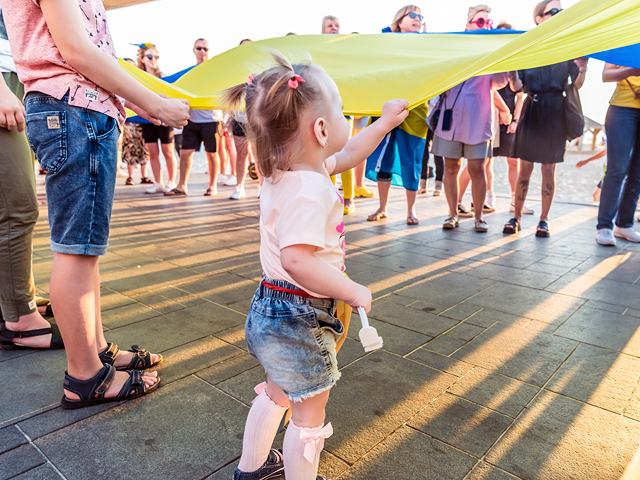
left=514, top=61, right=579, bottom=164
left=493, top=83, right=522, bottom=158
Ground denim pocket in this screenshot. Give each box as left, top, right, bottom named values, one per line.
left=94, top=112, right=118, bottom=141
left=25, top=111, right=68, bottom=174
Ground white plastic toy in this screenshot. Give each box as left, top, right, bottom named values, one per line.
left=357, top=307, right=383, bottom=352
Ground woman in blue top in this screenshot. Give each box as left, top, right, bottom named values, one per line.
left=366, top=5, right=427, bottom=225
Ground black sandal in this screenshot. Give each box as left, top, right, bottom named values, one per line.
left=125, top=176, right=134, bottom=186
left=503, top=218, right=521, bottom=235
left=60, top=364, right=161, bottom=409
left=535, top=220, right=551, bottom=237
left=98, top=342, right=163, bottom=371
left=140, top=176, right=154, bottom=184
left=0, top=321, right=64, bottom=350
left=35, top=297, right=54, bottom=317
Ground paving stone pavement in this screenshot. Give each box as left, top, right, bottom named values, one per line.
left=2, top=171, right=640, bottom=480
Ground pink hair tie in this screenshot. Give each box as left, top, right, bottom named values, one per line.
left=288, top=74, right=305, bottom=89
left=248, top=74, right=255, bottom=85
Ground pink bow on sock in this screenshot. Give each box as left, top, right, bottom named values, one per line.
left=252, top=382, right=268, bottom=403
left=299, top=422, right=333, bottom=463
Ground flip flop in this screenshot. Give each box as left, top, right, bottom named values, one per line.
left=164, top=188, right=187, bottom=197
left=204, top=188, right=216, bottom=197
left=367, top=212, right=388, bottom=222
left=407, top=216, right=419, bottom=225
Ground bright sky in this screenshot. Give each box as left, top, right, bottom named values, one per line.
left=106, top=0, right=615, bottom=123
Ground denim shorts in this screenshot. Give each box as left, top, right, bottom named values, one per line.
left=25, top=92, right=119, bottom=256
left=246, top=276, right=343, bottom=403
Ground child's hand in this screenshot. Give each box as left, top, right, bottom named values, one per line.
left=380, top=99, right=409, bottom=131
left=157, top=97, right=191, bottom=129
left=576, top=160, right=587, bottom=169
left=347, top=283, right=372, bottom=314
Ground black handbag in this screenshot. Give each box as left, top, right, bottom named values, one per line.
left=565, top=79, right=584, bottom=141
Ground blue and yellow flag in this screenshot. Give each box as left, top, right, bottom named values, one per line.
left=120, top=0, right=640, bottom=116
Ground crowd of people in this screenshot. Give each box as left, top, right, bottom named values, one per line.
left=0, top=1, right=639, bottom=480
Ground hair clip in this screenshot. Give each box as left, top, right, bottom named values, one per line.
left=288, top=74, right=305, bottom=89
left=248, top=74, right=255, bottom=85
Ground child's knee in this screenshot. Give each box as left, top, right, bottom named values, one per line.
left=265, top=379, right=290, bottom=408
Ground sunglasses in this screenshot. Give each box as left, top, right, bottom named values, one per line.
left=195, top=46, right=209, bottom=52
left=470, top=17, right=493, bottom=29
left=543, top=7, right=563, bottom=17
left=402, top=11, right=424, bottom=22
left=145, top=53, right=159, bottom=60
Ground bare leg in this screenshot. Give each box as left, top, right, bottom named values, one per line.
left=444, top=158, right=462, bottom=217
left=485, top=157, right=494, bottom=191
left=50, top=253, right=159, bottom=401
left=140, top=163, right=148, bottom=179
left=467, top=158, right=487, bottom=221
left=368, top=180, right=391, bottom=219
left=513, top=160, right=535, bottom=221
left=206, top=152, right=220, bottom=190
left=226, top=137, right=237, bottom=177
left=127, top=164, right=134, bottom=177
left=235, top=137, right=249, bottom=190
left=506, top=157, right=519, bottom=195
left=355, top=160, right=366, bottom=188
left=218, top=136, right=228, bottom=176
left=178, top=149, right=195, bottom=193
left=146, top=142, right=162, bottom=185
left=540, top=163, right=557, bottom=222
left=406, top=189, right=418, bottom=223
left=458, top=165, right=470, bottom=204
left=160, top=143, right=176, bottom=184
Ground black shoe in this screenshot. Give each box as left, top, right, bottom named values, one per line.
left=535, top=220, right=551, bottom=237
left=503, top=218, right=521, bottom=235
left=234, top=450, right=284, bottom=480
left=457, top=204, right=473, bottom=218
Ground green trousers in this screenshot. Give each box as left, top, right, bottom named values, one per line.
left=0, top=72, right=38, bottom=322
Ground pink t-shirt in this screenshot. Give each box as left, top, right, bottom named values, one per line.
left=2, top=0, right=126, bottom=126
left=260, top=156, right=346, bottom=297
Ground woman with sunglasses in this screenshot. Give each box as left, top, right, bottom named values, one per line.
left=366, top=5, right=427, bottom=225
left=137, top=44, right=178, bottom=194
left=504, top=0, right=588, bottom=237
left=432, top=5, right=508, bottom=232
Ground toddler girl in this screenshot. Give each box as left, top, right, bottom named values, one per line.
left=222, top=53, right=408, bottom=480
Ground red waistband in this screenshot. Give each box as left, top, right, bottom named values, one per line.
left=261, top=280, right=332, bottom=301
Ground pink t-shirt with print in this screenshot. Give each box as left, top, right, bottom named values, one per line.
left=260, top=156, right=346, bottom=298
left=2, top=0, right=126, bottom=126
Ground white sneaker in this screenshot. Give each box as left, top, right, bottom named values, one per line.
left=509, top=203, right=535, bottom=215
left=613, top=226, right=640, bottom=243
left=217, top=174, right=229, bottom=184
left=486, top=190, right=496, bottom=209
left=163, top=181, right=176, bottom=193
left=145, top=182, right=164, bottom=194
left=224, top=175, right=238, bottom=186
left=116, top=168, right=128, bottom=178
left=230, top=187, right=246, bottom=200
left=596, top=229, right=617, bottom=246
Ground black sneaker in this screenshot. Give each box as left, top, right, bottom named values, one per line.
left=457, top=204, right=473, bottom=218
left=234, top=449, right=284, bottom=480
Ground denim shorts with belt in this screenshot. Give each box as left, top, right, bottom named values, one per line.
left=24, top=92, right=119, bottom=256
left=245, top=275, right=343, bottom=403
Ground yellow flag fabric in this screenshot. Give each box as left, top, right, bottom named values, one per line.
left=120, top=0, right=640, bottom=116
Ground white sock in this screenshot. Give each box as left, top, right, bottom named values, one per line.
left=283, top=420, right=333, bottom=480
left=237, top=388, right=288, bottom=473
